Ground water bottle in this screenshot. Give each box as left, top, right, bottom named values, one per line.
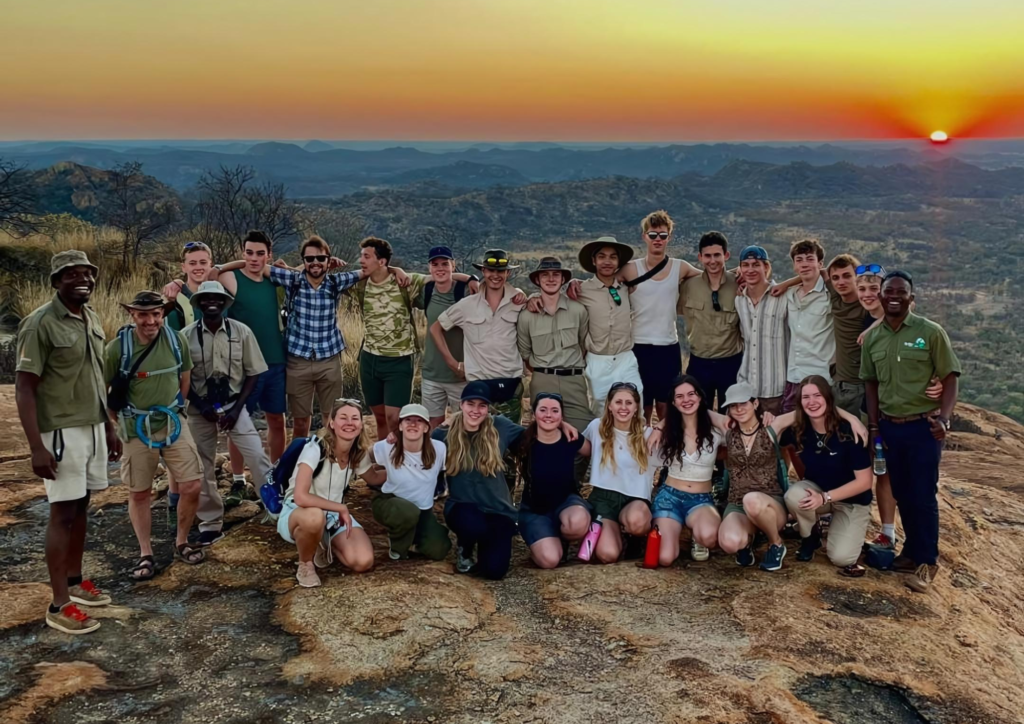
left=577, top=517, right=602, bottom=562
left=873, top=437, right=887, bottom=476
left=642, top=525, right=661, bottom=569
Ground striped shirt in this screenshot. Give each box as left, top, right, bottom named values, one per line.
left=736, top=283, right=789, bottom=398
left=269, top=267, right=361, bottom=360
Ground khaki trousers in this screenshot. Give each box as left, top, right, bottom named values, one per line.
left=188, top=405, right=272, bottom=533
left=527, top=372, right=594, bottom=433
left=784, top=479, right=871, bottom=567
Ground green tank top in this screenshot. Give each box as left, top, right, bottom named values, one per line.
left=227, top=270, right=286, bottom=365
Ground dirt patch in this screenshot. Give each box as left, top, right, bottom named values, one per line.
left=816, top=585, right=934, bottom=620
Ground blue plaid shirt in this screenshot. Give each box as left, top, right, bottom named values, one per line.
left=270, top=267, right=362, bottom=360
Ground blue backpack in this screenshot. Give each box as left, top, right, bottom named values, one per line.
left=260, top=436, right=326, bottom=519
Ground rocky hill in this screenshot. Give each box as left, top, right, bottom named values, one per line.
left=1, top=389, right=1022, bottom=723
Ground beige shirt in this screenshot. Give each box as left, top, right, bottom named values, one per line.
left=438, top=284, right=525, bottom=380
left=185, top=318, right=268, bottom=401
left=576, top=277, right=633, bottom=356
left=516, top=294, right=589, bottom=370
left=677, top=270, right=743, bottom=359
left=785, top=276, right=834, bottom=384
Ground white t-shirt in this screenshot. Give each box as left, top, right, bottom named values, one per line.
left=584, top=419, right=659, bottom=500
left=372, top=439, right=447, bottom=511
left=287, top=438, right=372, bottom=505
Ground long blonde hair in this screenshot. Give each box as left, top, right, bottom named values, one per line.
left=598, top=387, right=649, bottom=474
left=445, top=411, right=504, bottom=478
left=322, top=399, right=372, bottom=472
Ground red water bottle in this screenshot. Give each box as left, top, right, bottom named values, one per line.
left=642, top=525, right=661, bottom=569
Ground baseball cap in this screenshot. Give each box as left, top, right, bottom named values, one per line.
left=722, top=382, right=757, bottom=409
left=398, top=403, right=430, bottom=423
left=739, top=246, right=770, bottom=262
left=428, top=246, right=454, bottom=262
left=460, top=381, right=492, bottom=404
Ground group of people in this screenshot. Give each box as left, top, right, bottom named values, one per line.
left=15, top=210, right=961, bottom=636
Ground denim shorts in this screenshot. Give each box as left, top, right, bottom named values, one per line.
left=277, top=499, right=362, bottom=544
left=518, top=494, right=592, bottom=547
left=651, top=485, right=717, bottom=525
left=246, top=363, right=287, bottom=415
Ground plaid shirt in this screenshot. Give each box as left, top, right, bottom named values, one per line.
left=269, top=267, right=361, bottom=360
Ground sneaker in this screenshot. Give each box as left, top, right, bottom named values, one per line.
left=871, top=533, right=896, bottom=550
left=455, top=545, right=474, bottom=574
left=224, top=482, right=248, bottom=509
left=906, top=563, right=938, bottom=593
left=69, top=580, right=111, bottom=607
left=46, top=603, right=101, bottom=635
left=296, top=561, right=321, bottom=588
left=735, top=546, right=755, bottom=567
left=892, top=554, right=917, bottom=573
left=194, top=530, right=224, bottom=547
left=313, top=541, right=333, bottom=569
left=691, top=541, right=710, bottom=562
left=797, top=529, right=822, bottom=562
left=388, top=538, right=402, bottom=561
left=759, top=543, right=787, bottom=572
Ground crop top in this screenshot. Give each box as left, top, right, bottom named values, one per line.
left=663, top=428, right=723, bottom=483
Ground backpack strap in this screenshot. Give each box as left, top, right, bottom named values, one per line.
left=764, top=426, right=790, bottom=493
left=424, top=281, right=435, bottom=310
left=398, top=282, right=420, bottom=353
left=453, top=280, right=467, bottom=302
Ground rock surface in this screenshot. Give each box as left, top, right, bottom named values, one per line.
left=1, top=389, right=1022, bottom=723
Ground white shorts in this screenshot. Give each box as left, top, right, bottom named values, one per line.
left=585, top=351, right=644, bottom=417
left=420, top=378, right=466, bottom=419
left=277, top=499, right=362, bottom=544
left=41, top=424, right=110, bottom=503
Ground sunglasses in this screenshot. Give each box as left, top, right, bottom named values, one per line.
left=334, top=397, right=363, bottom=408
left=711, top=290, right=723, bottom=312
left=646, top=231, right=669, bottom=241
left=856, top=263, right=886, bottom=277
left=304, top=255, right=329, bottom=263
left=609, top=381, right=638, bottom=393
left=485, top=257, right=509, bottom=266
left=608, top=286, right=622, bottom=306
left=183, top=241, right=207, bottom=251
left=534, top=392, right=563, bottom=404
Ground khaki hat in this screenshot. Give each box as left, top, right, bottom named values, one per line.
left=528, top=256, right=572, bottom=287
left=578, top=236, right=634, bottom=274
left=398, top=403, right=430, bottom=423
left=190, top=281, right=235, bottom=310
left=722, top=382, right=758, bottom=409
left=120, top=290, right=166, bottom=312
left=50, top=250, right=99, bottom=282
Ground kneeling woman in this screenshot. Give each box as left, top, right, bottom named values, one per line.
left=370, top=404, right=451, bottom=562
left=278, top=399, right=384, bottom=587
left=516, top=393, right=593, bottom=569
left=583, top=382, right=658, bottom=564
left=651, top=375, right=725, bottom=566
left=774, top=376, right=873, bottom=577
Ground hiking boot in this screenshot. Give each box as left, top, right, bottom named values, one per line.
left=871, top=533, right=896, bottom=550
left=224, top=482, right=249, bottom=509
left=906, top=564, right=939, bottom=593
left=735, top=546, right=755, bottom=567
left=455, top=546, right=475, bottom=574
left=691, top=541, right=710, bottom=562
left=759, top=543, right=787, bottom=572
left=46, top=603, right=101, bottom=635
left=797, top=527, right=822, bottom=562
left=69, top=580, right=111, bottom=607
left=892, top=554, right=917, bottom=573
left=194, top=530, right=224, bottom=547
left=296, top=561, right=321, bottom=588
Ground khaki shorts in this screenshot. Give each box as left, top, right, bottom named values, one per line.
left=121, top=422, right=203, bottom=493
left=41, top=424, right=110, bottom=503
left=421, top=378, right=466, bottom=419
left=286, top=353, right=343, bottom=420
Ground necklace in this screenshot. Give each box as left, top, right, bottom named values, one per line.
left=813, top=430, right=832, bottom=453
left=739, top=423, right=761, bottom=436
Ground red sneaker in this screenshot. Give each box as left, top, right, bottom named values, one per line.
left=70, top=580, right=112, bottom=607
left=871, top=533, right=895, bottom=550
left=46, top=603, right=101, bottom=635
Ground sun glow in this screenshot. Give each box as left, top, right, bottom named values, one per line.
left=930, top=130, right=949, bottom=143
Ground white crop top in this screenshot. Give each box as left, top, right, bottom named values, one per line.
left=663, top=429, right=723, bottom=483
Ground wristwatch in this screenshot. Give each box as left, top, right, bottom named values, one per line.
left=936, top=416, right=951, bottom=431
left=822, top=490, right=833, bottom=504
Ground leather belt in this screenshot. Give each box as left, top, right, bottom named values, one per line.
left=880, top=412, right=935, bottom=424
left=534, top=367, right=585, bottom=377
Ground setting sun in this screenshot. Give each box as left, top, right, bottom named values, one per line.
left=931, top=130, right=950, bottom=143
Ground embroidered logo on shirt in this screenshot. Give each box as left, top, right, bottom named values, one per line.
left=903, top=338, right=927, bottom=350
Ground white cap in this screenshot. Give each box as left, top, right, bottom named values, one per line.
left=398, top=403, right=430, bottom=423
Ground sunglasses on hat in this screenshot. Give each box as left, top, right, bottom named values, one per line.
left=609, top=381, right=638, bottom=393
left=856, top=263, right=886, bottom=277
left=485, top=257, right=509, bottom=266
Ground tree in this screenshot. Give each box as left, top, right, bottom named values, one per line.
left=0, top=159, right=40, bottom=236
left=102, top=162, right=180, bottom=274
left=294, top=205, right=365, bottom=264
left=414, top=224, right=488, bottom=276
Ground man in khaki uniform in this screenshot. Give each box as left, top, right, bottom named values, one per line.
left=517, top=257, right=592, bottom=433
left=183, top=282, right=272, bottom=545
left=16, top=250, right=121, bottom=634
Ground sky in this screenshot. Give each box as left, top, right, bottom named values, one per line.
left=2, top=0, right=1024, bottom=142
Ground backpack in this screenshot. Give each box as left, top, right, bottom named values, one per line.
left=423, top=279, right=468, bottom=309
left=106, top=324, right=184, bottom=416
left=714, top=426, right=789, bottom=509
left=260, top=436, right=327, bottom=519
left=351, top=277, right=421, bottom=352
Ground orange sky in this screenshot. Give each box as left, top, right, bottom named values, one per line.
left=3, top=0, right=1024, bottom=141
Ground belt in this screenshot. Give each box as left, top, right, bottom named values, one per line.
left=880, top=412, right=936, bottom=424
left=534, top=367, right=585, bottom=377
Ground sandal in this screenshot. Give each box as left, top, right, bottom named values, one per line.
left=175, top=543, right=206, bottom=565
left=839, top=563, right=866, bottom=578
left=130, top=555, right=156, bottom=581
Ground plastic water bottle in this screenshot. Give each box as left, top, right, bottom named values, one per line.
left=578, top=518, right=602, bottom=561
left=642, top=525, right=661, bottom=569
left=873, top=437, right=887, bottom=476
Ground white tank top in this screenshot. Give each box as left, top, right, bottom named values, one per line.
left=630, top=257, right=682, bottom=345
left=663, top=429, right=723, bottom=483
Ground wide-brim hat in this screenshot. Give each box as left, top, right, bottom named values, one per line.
left=578, top=237, right=634, bottom=274
left=472, top=249, right=519, bottom=272
left=528, top=256, right=572, bottom=287
left=190, top=280, right=235, bottom=310
left=120, top=290, right=166, bottom=312
left=722, top=382, right=758, bottom=409
left=50, top=249, right=99, bottom=282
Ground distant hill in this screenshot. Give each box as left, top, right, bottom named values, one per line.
left=381, top=161, right=530, bottom=189
left=303, top=140, right=334, bottom=152
left=27, top=162, right=180, bottom=225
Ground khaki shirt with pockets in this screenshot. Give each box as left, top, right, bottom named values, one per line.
left=184, top=318, right=268, bottom=400
left=576, top=277, right=632, bottom=356
left=438, top=284, right=524, bottom=381
left=677, top=270, right=743, bottom=359
left=860, top=312, right=962, bottom=418
left=15, top=295, right=108, bottom=433
left=516, top=294, right=589, bottom=370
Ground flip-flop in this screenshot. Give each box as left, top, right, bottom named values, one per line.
left=175, top=543, right=206, bottom=565
left=130, top=555, right=156, bottom=581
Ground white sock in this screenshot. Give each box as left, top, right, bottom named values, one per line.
left=882, top=524, right=896, bottom=539
left=233, top=474, right=246, bottom=486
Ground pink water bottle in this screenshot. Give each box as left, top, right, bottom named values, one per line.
left=578, top=517, right=602, bottom=561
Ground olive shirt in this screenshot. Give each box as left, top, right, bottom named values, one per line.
left=830, top=285, right=869, bottom=384
left=860, top=312, right=961, bottom=418
left=677, top=270, right=743, bottom=359
left=16, top=295, right=108, bottom=433
left=516, top=294, right=589, bottom=370
left=420, top=285, right=465, bottom=383
left=104, top=328, right=194, bottom=440
left=576, top=277, right=633, bottom=356
left=183, top=318, right=268, bottom=400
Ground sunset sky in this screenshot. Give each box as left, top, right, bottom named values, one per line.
left=3, top=0, right=1024, bottom=141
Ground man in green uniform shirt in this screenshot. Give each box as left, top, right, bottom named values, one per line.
left=861, top=270, right=961, bottom=594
